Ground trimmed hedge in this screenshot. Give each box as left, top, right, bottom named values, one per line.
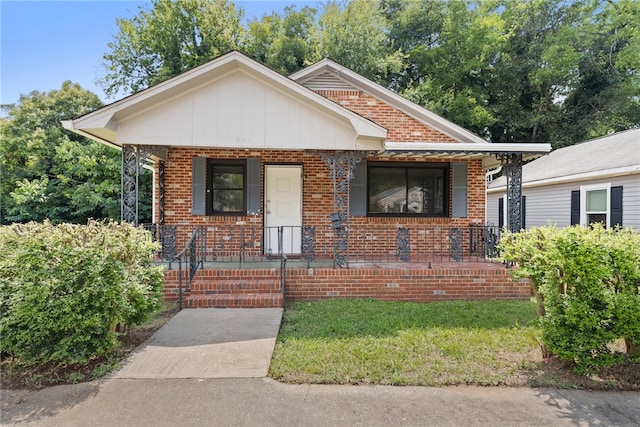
left=500, top=224, right=640, bottom=373
left=0, top=221, right=164, bottom=366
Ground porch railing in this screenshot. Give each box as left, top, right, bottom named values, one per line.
left=146, top=223, right=502, bottom=269
left=146, top=225, right=205, bottom=309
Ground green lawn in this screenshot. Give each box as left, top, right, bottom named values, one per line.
left=269, top=299, right=541, bottom=386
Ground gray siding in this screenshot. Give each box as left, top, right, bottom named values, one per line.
left=486, top=173, right=640, bottom=229
left=486, top=192, right=501, bottom=226
left=621, top=174, right=640, bottom=229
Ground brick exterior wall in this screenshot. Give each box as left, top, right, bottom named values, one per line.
left=285, top=265, right=530, bottom=302
left=315, top=90, right=456, bottom=143
left=162, top=264, right=531, bottom=303
left=154, top=89, right=486, bottom=232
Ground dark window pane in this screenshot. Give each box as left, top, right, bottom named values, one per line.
left=213, top=190, right=244, bottom=212
left=587, top=213, right=606, bottom=226
left=209, top=162, right=246, bottom=214
left=407, top=168, right=445, bottom=215
left=369, top=168, right=406, bottom=213
left=368, top=164, right=447, bottom=216
left=212, top=165, right=243, bottom=190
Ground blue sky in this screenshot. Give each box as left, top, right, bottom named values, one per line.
left=1, top=0, right=319, bottom=108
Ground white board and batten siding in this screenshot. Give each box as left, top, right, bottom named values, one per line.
left=115, top=70, right=358, bottom=150
left=487, top=174, right=640, bottom=230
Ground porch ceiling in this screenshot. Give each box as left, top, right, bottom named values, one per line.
left=380, top=141, right=552, bottom=169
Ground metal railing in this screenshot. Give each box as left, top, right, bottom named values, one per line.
left=146, top=223, right=502, bottom=269
left=148, top=227, right=205, bottom=310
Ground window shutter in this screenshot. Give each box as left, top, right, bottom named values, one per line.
left=610, top=186, right=623, bottom=228
left=570, top=190, right=580, bottom=225
left=350, top=160, right=367, bottom=216
left=452, top=162, right=468, bottom=218
left=246, top=158, right=261, bottom=215
left=521, top=195, right=526, bottom=229
left=498, top=197, right=504, bottom=228
left=191, top=157, right=207, bottom=215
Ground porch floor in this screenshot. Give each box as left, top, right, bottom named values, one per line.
left=159, top=258, right=508, bottom=271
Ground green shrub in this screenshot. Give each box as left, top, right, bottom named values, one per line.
left=0, top=220, right=164, bottom=366
left=500, top=224, right=640, bottom=373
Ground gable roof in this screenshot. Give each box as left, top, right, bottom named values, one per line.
left=291, top=58, right=550, bottom=168
left=62, top=51, right=387, bottom=153
left=488, top=128, right=640, bottom=191
left=291, top=58, right=489, bottom=145
left=63, top=50, right=550, bottom=166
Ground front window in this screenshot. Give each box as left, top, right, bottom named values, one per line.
left=368, top=163, right=448, bottom=216
left=209, top=161, right=245, bottom=214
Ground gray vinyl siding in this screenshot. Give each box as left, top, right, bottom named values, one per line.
left=620, top=174, right=640, bottom=229
left=486, top=192, right=501, bottom=226
left=486, top=173, right=640, bottom=230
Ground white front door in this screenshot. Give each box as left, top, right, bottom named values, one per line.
left=264, top=165, right=302, bottom=255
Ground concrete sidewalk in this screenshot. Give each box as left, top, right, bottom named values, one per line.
left=2, top=307, right=639, bottom=427
left=113, top=308, right=283, bottom=379
left=3, top=378, right=639, bottom=426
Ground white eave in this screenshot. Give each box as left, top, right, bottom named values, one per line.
left=382, top=142, right=552, bottom=169
left=62, top=51, right=387, bottom=151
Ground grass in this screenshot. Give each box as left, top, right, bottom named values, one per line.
left=269, top=299, right=542, bottom=386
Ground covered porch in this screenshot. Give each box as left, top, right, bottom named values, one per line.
left=152, top=222, right=530, bottom=309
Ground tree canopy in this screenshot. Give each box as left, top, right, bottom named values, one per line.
left=0, top=82, right=152, bottom=225
left=99, top=0, right=639, bottom=147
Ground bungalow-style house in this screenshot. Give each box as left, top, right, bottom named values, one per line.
left=63, top=51, right=550, bottom=308
left=487, top=129, right=640, bottom=230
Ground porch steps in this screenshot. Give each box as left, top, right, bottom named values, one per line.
left=180, top=269, right=284, bottom=309
left=183, top=293, right=283, bottom=309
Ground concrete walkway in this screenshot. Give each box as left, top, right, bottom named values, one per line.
left=114, top=308, right=283, bottom=379
left=2, top=308, right=639, bottom=427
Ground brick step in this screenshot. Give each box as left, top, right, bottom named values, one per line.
left=190, top=279, right=281, bottom=294
left=183, top=293, right=283, bottom=308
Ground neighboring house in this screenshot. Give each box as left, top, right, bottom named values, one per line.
left=63, top=51, right=550, bottom=307
left=487, top=129, right=640, bottom=230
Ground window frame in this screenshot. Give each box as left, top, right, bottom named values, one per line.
left=580, top=183, right=611, bottom=228
left=366, top=162, right=449, bottom=217
left=207, top=159, right=247, bottom=215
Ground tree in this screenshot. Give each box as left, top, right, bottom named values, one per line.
left=387, top=0, right=505, bottom=139
left=0, top=82, right=141, bottom=224
left=315, top=0, right=404, bottom=85
left=245, top=5, right=318, bottom=75
left=485, top=0, right=639, bottom=146
left=100, top=0, right=245, bottom=97
left=557, top=0, right=640, bottom=146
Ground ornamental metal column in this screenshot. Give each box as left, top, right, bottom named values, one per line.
left=121, top=144, right=149, bottom=226
left=158, top=160, right=166, bottom=225
left=322, top=151, right=364, bottom=268
left=497, top=153, right=524, bottom=233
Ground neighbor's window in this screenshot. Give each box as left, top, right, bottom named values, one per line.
left=368, top=163, right=448, bottom=216
left=584, top=187, right=608, bottom=226
left=209, top=161, right=245, bottom=214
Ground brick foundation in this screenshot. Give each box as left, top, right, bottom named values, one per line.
left=162, top=263, right=530, bottom=306
left=285, top=263, right=530, bottom=302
